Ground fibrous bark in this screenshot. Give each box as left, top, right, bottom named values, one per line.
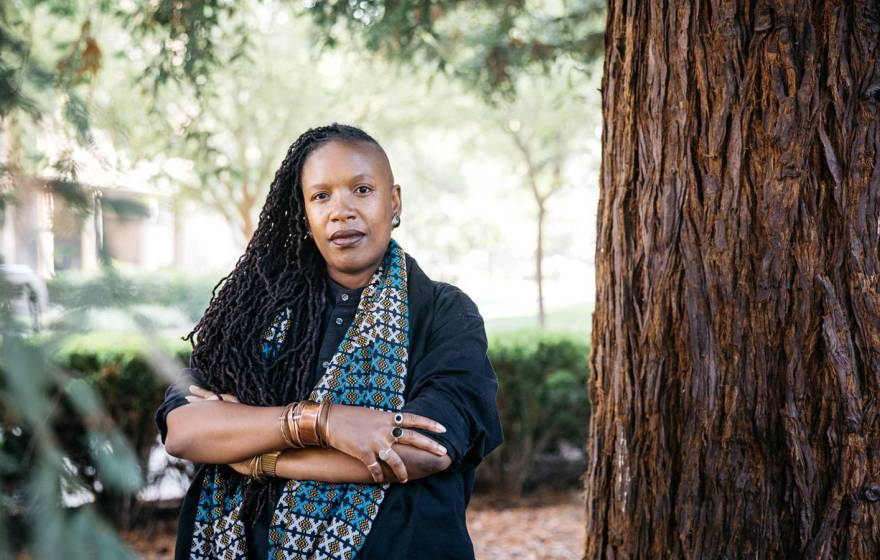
left=585, top=1, right=880, bottom=558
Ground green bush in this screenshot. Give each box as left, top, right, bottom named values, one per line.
left=48, top=268, right=220, bottom=321
left=0, top=331, right=150, bottom=556
left=15, top=327, right=587, bottom=522
left=50, top=332, right=191, bottom=526
left=483, top=329, right=591, bottom=495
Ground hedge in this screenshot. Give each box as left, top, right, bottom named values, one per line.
left=17, top=327, right=589, bottom=521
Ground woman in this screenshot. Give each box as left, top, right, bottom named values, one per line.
left=155, top=123, right=503, bottom=559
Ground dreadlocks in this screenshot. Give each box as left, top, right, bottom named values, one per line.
left=182, top=122, right=388, bottom=524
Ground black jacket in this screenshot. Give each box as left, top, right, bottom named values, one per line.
left=155, top=251, right=504, bottom=559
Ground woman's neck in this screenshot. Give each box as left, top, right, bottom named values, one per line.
left=326, top=266, right=377, bottom=290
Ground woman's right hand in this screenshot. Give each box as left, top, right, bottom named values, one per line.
left=324, top=404, right=448, bottom=484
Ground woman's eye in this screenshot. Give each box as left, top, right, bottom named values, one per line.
left=313, top=193, right=328, bottom=201
left=355, top=185, right=372, bottom=194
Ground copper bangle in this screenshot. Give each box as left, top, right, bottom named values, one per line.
left=316, top=400, right=332, bottom=448
left=250, top=454, right=266, bottom=483
left=279, top=403, right=296, bottom=448
left=297, top=400, right=322, bottom=446
left=289, top=401, right=305, bottom=447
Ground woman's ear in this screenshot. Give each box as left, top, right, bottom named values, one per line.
left=392, top=183, right=402, bottom=217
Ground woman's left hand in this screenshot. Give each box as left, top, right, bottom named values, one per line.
left=186, top=385, right=240, bottom=403
left=228, top=458, right=252, bottom=476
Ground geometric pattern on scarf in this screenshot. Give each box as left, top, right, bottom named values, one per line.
left=190, top=238, right=409, bottom=559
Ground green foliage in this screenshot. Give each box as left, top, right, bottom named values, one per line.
left=0, top=332, right=142, bottom=557
left=48, top=268, right=218, bottom=321
left=483, top=329, right=590, bottom=494
left=51, top=333, right=190, bottom=518
left=16, top=327, right=589, bottom=513
left=302, top=0, right=606, bottom=100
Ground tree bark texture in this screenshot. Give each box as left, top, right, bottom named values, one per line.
left=585, top=1, right=880, bottom=558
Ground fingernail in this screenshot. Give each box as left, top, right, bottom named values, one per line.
left=401, top=478, right=408, bottom=484
left=185, top=396, right=195, bottom=402
left=439, top=446, right=447, bottom=454
left=439, top=425, right=447, bottom=433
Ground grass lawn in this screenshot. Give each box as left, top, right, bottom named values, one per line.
left=485, top=302, right=593, bottom=336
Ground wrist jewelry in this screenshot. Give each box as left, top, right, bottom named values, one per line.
left=249, top=454, right=266, bottom=483
left=297, top=400, right=322, bottom=446
left=316, top=399, right=332, bottom=447
left=279, top=401, right=306, bottom=448
left=278, top=400, right=330, bottom=448
left=260, top=451, right=282, bottom=478
left=249, top=451, right=282, bottom=483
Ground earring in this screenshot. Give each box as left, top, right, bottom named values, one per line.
left=392, top=214, right=401, bottom=228
left=304, top=230, right=313, bottom=240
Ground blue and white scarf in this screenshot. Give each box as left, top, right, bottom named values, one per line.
left=191, top=238, right=409, bottom=559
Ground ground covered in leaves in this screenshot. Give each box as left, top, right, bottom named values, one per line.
left=122, top=488, right=585, bottom=559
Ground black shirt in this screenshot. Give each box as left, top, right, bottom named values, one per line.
left=155, top=252, right=503, bottom=559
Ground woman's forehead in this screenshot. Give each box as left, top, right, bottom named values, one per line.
left=302, top=140, right=394, bottom=188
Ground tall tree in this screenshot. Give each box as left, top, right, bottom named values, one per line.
left=472, top=63, right=597, bottom=327
left=586, top=1, right=880, bottom=557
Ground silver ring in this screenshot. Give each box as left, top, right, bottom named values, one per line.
left=378, top=448, right=393, bottom=462
left=393, top=412, right=404, bottom=426
left=391, top=427, right=403, bottom=444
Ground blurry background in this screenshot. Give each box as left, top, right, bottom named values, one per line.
left=1, top=1, right=604, bottom=557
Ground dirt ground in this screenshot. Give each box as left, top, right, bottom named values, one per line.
left=468, top=489, right=586, bottom=559
left=122, top=488, right=586, bottom=559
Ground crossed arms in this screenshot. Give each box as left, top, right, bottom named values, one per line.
left=164, top=385, right=452, bottom=484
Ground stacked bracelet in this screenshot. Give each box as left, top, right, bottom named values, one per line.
left=249, top=450, right=281, bottom=483
left=317, top=399, right=332, bottom=447
left=279, top=402, right=303, bottom=448
left=279, top=400, right=333, bottom=448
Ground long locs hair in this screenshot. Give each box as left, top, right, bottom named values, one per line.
left=182, top=122, right=386, bottom=524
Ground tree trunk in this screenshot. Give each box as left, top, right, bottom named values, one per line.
left=585, top=1, right=880, bottom=558
left=537, top=202, right=546, bottom=328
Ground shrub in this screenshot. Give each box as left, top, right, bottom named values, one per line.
left=482, top=329, right=591, bottom=495
left=17, top=327, right=588, bottom=520
left=50, top=332, right=191, bottom=526
left=47, top=268, right=219, bottom=322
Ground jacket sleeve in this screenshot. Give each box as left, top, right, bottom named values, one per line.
left=400, top=287, right=504, bottom=472
left=154, top=367, right=203, bottom=445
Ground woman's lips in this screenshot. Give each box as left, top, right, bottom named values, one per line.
left=330, top=233, right=365, bottom=247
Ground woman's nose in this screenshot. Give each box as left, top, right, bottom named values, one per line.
left=328, top=193, right=356, bottom=221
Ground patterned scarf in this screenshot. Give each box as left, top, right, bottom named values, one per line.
left=191, top=238, right=409, bottom=559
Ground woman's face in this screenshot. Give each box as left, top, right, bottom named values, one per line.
left=301, top=140, right=402, bottom=286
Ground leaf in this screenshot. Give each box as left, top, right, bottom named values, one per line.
left=88, top=429, right=143, bottom=493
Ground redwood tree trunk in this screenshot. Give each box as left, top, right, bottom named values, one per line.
left=585, top=1, right=880, bottom=558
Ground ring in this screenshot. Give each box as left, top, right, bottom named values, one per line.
left=391, top=427, right=403, bottom=443
left=366, top=461, right=380, bottom=469
left=378, top=448, right=393, bottom=461
left=393, top=412, right=404, bottom=426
